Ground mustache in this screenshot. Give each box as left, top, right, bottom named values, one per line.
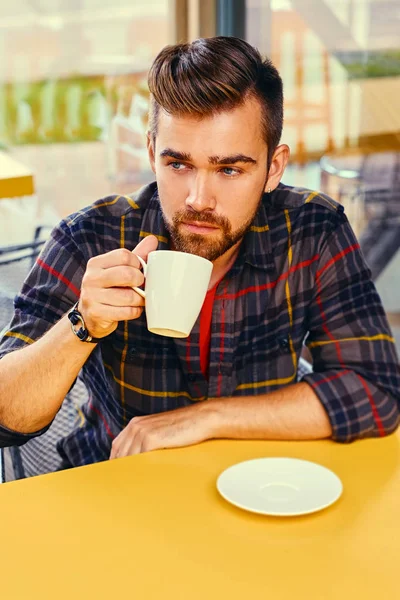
left=173, top=210, right=230, bottom=230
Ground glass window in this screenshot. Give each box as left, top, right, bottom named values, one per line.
left=246, top=0, right=400, bottom=350
left=0, top=1, right=169, bottom=216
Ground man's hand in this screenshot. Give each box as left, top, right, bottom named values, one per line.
left=79, top=235, right=158, bottom=339
left=110, top=404, right=216, bottom=459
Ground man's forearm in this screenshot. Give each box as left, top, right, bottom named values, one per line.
left=208, top=382, right=332, bottom=441
left=109, top=382, right=334, bottom=458
left=0, top=315, right=96, bottom=434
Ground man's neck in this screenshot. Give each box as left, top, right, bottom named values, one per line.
left=208, top=239, right=243, bottom=289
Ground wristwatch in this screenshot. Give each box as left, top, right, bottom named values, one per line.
left=67, top=301, right=102, bottom=343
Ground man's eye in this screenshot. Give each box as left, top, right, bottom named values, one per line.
left=170, top=162, right=185, bottom=170
left=221, top=167, right=240, bottom=176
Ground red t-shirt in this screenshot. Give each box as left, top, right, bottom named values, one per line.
left=199, top=283, right=219, bottom=379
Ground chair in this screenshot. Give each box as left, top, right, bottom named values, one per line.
left=320, top=150, right=400, bottom=278
left=0, top=228, right=49, bottom=320
left=1, top=377, right=88, bottom=482
left=0, top=228, right=88, bottom=483
left=0, top=236, right=42, bottom=482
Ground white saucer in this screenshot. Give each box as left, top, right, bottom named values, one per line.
left=217, top=457, right=343, bottom=516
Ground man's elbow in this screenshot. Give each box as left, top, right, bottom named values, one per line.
left=0, top=419, right=54, bottom=449
left=331, top=391, right=400, bottom=443
left=362, top=392, right=400, bottom=441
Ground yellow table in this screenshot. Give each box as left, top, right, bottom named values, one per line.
left=0, top=151, right=35, bottom=199
left=1, top=434, right=400, bottom=599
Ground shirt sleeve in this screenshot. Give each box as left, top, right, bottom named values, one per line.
left=0, top=219, right=86, bottom=448
left=302, top=212, right=400, bottom=442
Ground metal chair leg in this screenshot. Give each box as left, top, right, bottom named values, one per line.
left=0, top=448, right=4, bottom=483
left=9, top=446, right=26, bottom=480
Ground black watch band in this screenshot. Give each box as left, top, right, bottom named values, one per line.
left=67, top=302, right=102, bottom=344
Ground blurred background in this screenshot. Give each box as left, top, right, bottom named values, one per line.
left=1, top=0, right=399, bottom=348
left=1, top=0, right=399, bottom=481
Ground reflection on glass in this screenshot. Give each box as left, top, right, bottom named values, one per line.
left=246, top=0, right=400, bottom=348
left=0, top=1, right=169, bottom=217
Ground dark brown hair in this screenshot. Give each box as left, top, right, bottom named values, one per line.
left=148, top=36, right=283, bottom=164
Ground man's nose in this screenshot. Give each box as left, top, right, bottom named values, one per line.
left=185, top=175, right=216, bottom=212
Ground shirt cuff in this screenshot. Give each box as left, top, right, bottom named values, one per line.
left=302, top=369, right=400, bottom=442
left=0, top=420, right=53, bottom=448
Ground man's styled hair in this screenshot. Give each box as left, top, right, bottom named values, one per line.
left=147, top=36, right=283, bottom=164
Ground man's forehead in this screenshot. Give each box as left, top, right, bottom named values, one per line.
left=155, top=100, right=266, bottom=153
left=157, top=97, right=263, bottom=127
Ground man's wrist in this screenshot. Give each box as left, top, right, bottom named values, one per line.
left=198, top=398, right=226, bottom=439
left=67, top=301, right=101, bottom=344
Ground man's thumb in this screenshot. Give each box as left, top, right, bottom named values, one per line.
left=132, top=235, right=159, bottom=261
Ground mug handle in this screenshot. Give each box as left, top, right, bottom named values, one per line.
left=132, top=254, right=147, bottom=299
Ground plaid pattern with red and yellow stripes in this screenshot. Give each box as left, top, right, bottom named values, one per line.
left=0, top=181, right=399, bottom=466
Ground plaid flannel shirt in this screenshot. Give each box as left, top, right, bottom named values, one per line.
left=1, top=182, right=399, bottom=467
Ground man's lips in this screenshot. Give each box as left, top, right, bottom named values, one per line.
left=181, top=221, right=220, bottom=234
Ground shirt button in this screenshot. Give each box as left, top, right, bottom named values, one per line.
left=188, top=374, right=197, bottom=382
left=280, top=337, right=290, bottom=350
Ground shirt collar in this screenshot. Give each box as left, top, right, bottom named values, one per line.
left=139, top=186, right=275, bottom=271
left=241, top=193, right=275, bottom=272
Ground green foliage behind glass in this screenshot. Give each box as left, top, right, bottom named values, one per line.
left=0, top=75, right=107, bottom=146
left=341, top=49, right=400, bottom=79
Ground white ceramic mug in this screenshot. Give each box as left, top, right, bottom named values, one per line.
left=132, top=250, right=213, bottom=338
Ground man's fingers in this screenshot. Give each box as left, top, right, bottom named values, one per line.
left=98, top=265, right=145, bottom=289
left=98, top=287, right=145, bottom=308
left=110, top=418, right=153, bottom=459
left=119, top=438, right=141, bottom=457
left=90, top=304, right=144, bottom=323
left=88, top=247, right=140, bottom=270
left=78, top=240, right=155, bottom=337
left=86, top=235, right=158, bottom=271
left=110, top=438, right=119, bottom=459
left=132, top=235, right=159, bottom=263
left=111, top=434, right=140, bottom=459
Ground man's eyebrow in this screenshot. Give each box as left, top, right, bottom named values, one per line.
left=159, top=149, right=257, bottom=166
left=159, top=148, right=192, bottom=162
left=209, top=154, right=257, bottom=166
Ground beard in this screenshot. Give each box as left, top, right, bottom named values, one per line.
left=161, top=196, right=263, bottom=262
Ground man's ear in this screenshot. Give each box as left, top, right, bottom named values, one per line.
left=147, top=131, right=156, bottom=174
left=264, top=144, right=290, bottom=192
